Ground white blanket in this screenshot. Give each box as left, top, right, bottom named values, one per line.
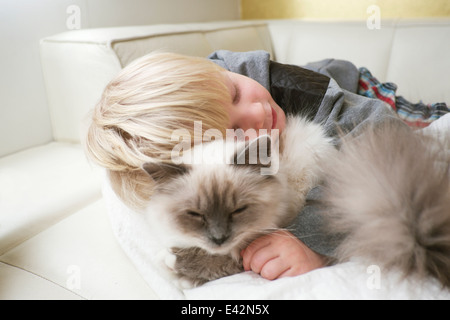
left=104, top=114, right=450, bottom=300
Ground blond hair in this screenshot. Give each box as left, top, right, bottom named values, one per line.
left=85, top=52, right=231, bottom=210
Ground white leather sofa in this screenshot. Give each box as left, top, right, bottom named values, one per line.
left=1, top=19, right=449, bottom=300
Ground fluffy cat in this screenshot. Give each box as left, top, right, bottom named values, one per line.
left=142, top=116, right=335, bottom=287
left=321, top=121, right=450, bottom=288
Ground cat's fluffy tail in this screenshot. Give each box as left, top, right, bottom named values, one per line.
left=322, top=121, right=450, bottom=287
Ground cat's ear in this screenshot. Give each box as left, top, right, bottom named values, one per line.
left=142, top=162, right=190, bottom=183
left=234, top=134, right=272, bottom=167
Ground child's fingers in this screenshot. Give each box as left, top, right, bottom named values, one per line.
left=278, top=265, right=302, bottom=279
left=241, top=235, right=273, bottom=271
left=247, top=245, right=279, bottom=274
left=241, top=230, right=326, bottom=280
left=259, top=257, right=291, bottom=280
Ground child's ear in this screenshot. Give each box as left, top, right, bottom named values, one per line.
left=142, top=162, right=190, bottom=184
left=233, top=135, right=272, bottom=167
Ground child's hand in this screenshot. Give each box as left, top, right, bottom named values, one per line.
left=241, top=230, right=325, bottom=280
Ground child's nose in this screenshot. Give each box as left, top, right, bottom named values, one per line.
left=244, top=102, right=265, bottom=130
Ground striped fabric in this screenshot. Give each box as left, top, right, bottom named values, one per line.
left=358, top=67, right=449, bottom=128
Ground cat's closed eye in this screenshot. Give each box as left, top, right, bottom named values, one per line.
left=232, top=205, right=248, bottom=215
left=186, top=211, right=203, bottom=219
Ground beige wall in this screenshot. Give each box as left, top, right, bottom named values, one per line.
left=241, top=0, right=450, bottom=19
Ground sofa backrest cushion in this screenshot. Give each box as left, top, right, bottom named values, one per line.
left=267, top=19, right=450, bottom=105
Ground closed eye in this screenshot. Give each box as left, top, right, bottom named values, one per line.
left=186, top=211, right=203, bottom=219
left=233, top=84, right=241, bottom=104
left=232, top=205, right=247, bottom=215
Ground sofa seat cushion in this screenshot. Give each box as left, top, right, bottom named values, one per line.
left=0, top=199, right=158, bottom=300
left=0, top=142, right=102, bottom=255
left=0, top=262, right=82, bottom=300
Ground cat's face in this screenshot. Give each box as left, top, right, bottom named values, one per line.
left=143, top=137, right=289, bottom=255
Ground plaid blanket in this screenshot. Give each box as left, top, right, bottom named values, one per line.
left=358, top=67, right=449, bottom=128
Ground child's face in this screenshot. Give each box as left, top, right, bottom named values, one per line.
left=223, top=71, right=286, bottom=135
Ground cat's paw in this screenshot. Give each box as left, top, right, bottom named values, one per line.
left=164, top=251, right=177, bottom=271
left=176, top=277, right=196, bottom=290
left=155, top=248, right=177, bottom=272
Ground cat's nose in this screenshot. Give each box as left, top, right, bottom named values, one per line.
left=210, top=235, right=229, bottom=245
